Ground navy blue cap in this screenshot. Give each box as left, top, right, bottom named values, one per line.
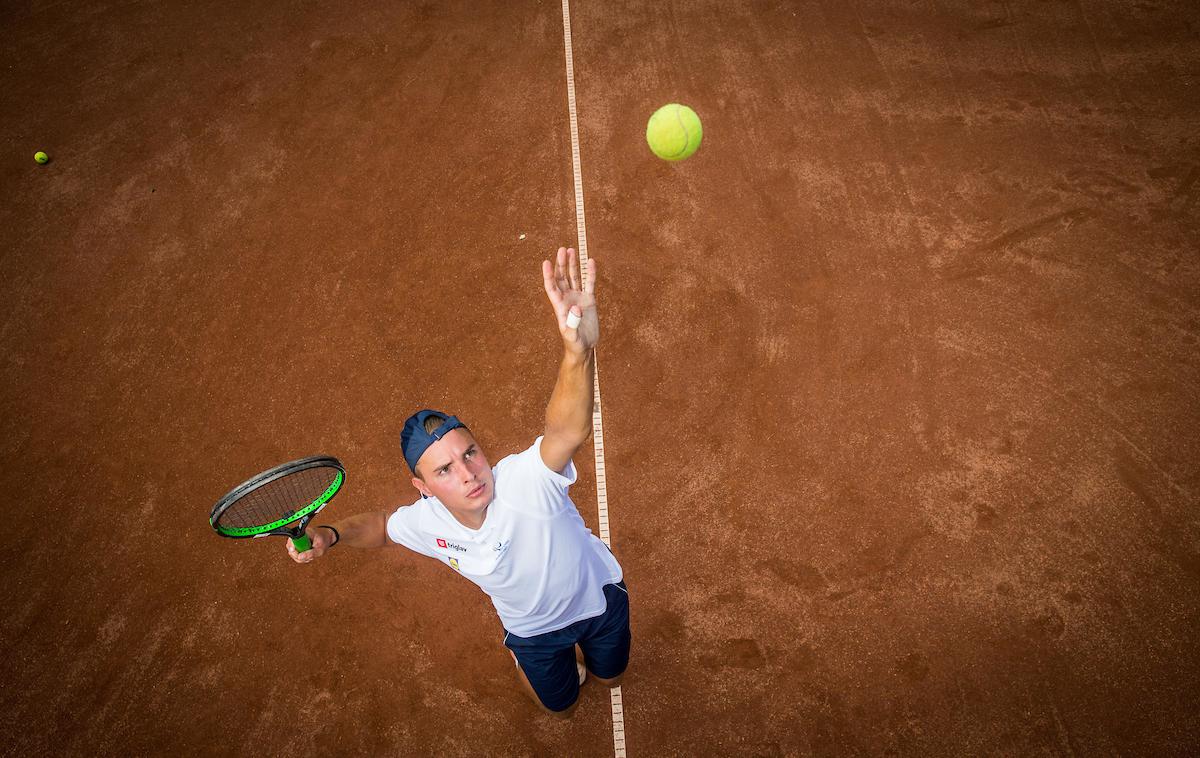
left=401, top=409, right=468, bottom=475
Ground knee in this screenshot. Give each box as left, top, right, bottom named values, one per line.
left=591, top=663, right=627, bottom=688
left=545, top=698, right=579, bottom=719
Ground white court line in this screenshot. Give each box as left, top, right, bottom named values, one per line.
left=560, top=2, right=625, bottom=756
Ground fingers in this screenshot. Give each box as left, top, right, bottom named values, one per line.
left=544, top=248, right=595, bottom=331
left=286, top=539, right=322, bottom=565
left=546, top=247, right=586, bottom=293
left=542, top=259, right=564, bottom=309
left=567, top=247, right=581, bottom=291
left=554, top=247, right=567, bottom=289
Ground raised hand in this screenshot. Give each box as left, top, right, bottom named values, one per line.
left=541, top=246, right=598, bottom=355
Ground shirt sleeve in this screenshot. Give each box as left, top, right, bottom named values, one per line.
left=385, top=502, right=440, bottom=558
left=494, top=435, right=578, bottom=516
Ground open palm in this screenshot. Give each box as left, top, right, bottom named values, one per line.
left=542, top=246, right=598, bottom=353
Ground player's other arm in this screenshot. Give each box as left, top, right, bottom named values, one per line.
left=287, top=510, right=390, bottom=563
left=540, top=246, right=598, bottom=474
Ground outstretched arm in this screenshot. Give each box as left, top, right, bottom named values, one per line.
left=540, top=246, right=598, bottom=474
left=286, top=510, right=391, bottom=564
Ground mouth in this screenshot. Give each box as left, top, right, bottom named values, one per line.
left=466, top=483, right=486, bottom=499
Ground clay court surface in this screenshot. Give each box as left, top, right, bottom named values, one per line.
left=3, top=0, right=1199, bottom=755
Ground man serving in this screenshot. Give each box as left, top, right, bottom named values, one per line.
left=288, top=247, right=628, bottom=717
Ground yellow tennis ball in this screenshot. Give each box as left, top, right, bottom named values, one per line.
left=646, top=103, right=702, bottom=161
left=34, top=151, right=49, bottom=164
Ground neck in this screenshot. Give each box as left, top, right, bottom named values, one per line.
left=449, top=506, right=487, bottom=530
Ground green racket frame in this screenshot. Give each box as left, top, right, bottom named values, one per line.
left=209, top=456, right=345, bottom=552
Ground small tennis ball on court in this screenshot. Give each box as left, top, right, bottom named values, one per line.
left=34, top=151, right=49, bottom=164
left=646, top=103, right=702, bottom=161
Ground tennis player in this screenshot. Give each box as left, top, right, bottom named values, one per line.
left=287, top=247, right=628, bottom=717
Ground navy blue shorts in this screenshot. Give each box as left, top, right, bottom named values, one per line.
left=503, top=580, right=630, bottom=712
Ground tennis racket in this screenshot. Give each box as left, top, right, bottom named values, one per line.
left=209, top=456, right=345, bottom=552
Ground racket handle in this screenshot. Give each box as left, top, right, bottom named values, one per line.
left=291, top=533, right=312, bottom=552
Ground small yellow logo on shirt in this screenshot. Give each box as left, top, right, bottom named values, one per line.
left=449, top=557, right=460, bottom=571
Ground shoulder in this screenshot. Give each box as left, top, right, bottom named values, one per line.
left=386, top=497, right=461, bottom=553
left=386, top=496, right=443, bottom=535
left=491, top=438, right=577, bottom=518
left=496, top=437, right=575, bottom=482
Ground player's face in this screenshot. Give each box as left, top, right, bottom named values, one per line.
left=412, top=428, right=494, bottom=520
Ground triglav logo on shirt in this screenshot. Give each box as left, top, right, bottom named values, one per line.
left=435, top=538, right=467, bottom=553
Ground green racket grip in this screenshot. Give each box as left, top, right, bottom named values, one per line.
left=291, top=533, right=312, bottom=553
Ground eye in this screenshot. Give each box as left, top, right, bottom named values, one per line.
left=465, top=449, right=475, bottom=459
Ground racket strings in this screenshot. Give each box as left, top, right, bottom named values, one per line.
left=219, top=466, right=338, bottom=529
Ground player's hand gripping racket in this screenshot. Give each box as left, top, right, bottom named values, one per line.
left=209, top=456, right=345, bottom=552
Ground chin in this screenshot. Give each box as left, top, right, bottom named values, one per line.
left=450, top=495, right=490, bottom=514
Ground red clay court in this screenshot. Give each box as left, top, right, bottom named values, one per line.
left=2, top=1, right=1199, bottom=755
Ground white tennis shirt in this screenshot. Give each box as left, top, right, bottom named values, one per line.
left=386, top=437, right=623, bottom=637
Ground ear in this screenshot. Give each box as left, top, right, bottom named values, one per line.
left=411, top=476, right=431, bottom=498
